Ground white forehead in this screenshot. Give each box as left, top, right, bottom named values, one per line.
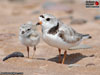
left=43, top=14, right=56, bottom=18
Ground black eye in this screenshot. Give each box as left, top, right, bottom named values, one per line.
left=40, top=15, right=44, bottom=18
left=46, top=18, right=50, bottom=21
left=27, top=29, right=31, bottom=31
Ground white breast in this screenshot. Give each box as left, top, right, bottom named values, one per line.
left=19, top=36, right=40, bottom=47
left=42, top=25, right=81, bottom=50
left=42, top=33, right=73, bottom=50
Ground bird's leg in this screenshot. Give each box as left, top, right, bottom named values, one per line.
left=58, top=48, right=62, bottom=63
left=32, top=46, right=36, bottom=58
left=62, top=50, right=67, bottom=64
left=27, top=46, right=29, bottom=58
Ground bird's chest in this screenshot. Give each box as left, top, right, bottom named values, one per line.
left=20, top=36, right=32, bottom=46
left=42, top=32, right=63, bottom=47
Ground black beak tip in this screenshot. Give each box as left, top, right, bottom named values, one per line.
left=22, top=31, right=25, bottom=34
left=36, top=22, right=40, bottom=25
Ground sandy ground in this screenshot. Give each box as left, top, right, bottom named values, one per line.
left=0, top=0, right=100, bottom=75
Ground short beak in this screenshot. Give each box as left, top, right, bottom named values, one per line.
left=36, top=21, right=42, bottom=25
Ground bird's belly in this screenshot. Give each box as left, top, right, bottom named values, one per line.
left=43, top=34, right=71, bottom=50
left=19, top=36, right=39, bottom=47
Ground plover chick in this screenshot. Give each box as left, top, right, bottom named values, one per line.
left=19, top=21, right=40, bottom=58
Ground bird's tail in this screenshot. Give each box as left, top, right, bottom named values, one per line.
left=82, top=34, right=92, bottom=40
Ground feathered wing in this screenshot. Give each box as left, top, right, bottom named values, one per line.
left=58, top=24, right=92, bottom=44
left=58, top=23, right=88, bottom=44
left=58, top=31, right=82, bottom=44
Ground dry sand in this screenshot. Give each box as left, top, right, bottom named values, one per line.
left=0, top=0, right=100, bottom=75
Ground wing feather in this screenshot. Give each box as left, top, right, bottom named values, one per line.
left=58, top=22, right=82, bottom=44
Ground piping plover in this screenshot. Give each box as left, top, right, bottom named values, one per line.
left=19, top=21, right=40, bottom=58
left=37, top=14, right=92, bottom=64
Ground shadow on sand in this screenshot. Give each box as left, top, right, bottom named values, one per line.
left=48, top=53, right=89, bottom=64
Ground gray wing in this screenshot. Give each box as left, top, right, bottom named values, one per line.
left=58, top=24, right=83, bottom=43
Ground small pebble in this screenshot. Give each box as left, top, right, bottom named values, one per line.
left=58, top=16, right=73, bottom=20
left=68, top=64, right=80, bottom=68
left=42, top=1, right=55, bottom=9
left=42, top=1, right=73, bottom=13
left=94, top=15, right=100, bottom=20
left=8, top=0, right=25, bottom=3
left=89, top=54, right=95, bottom=57
left=70, top=19, right=87, bottom=24
left=32, top=10, right=40, bottom=14
left=3, top=52, right=24, bottom=61
left=86, top=63, right=95, bottom=67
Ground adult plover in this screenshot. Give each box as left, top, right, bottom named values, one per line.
left=37, top=14, right=92, bottom=64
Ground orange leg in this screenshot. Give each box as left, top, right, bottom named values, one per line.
left=32, top=46, right=36, bottom=58
left=58, top=48, right=62, bottom=63
left=62, top=50, right=67, bottom=64
left=27, top=46, right=29, bottom=58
